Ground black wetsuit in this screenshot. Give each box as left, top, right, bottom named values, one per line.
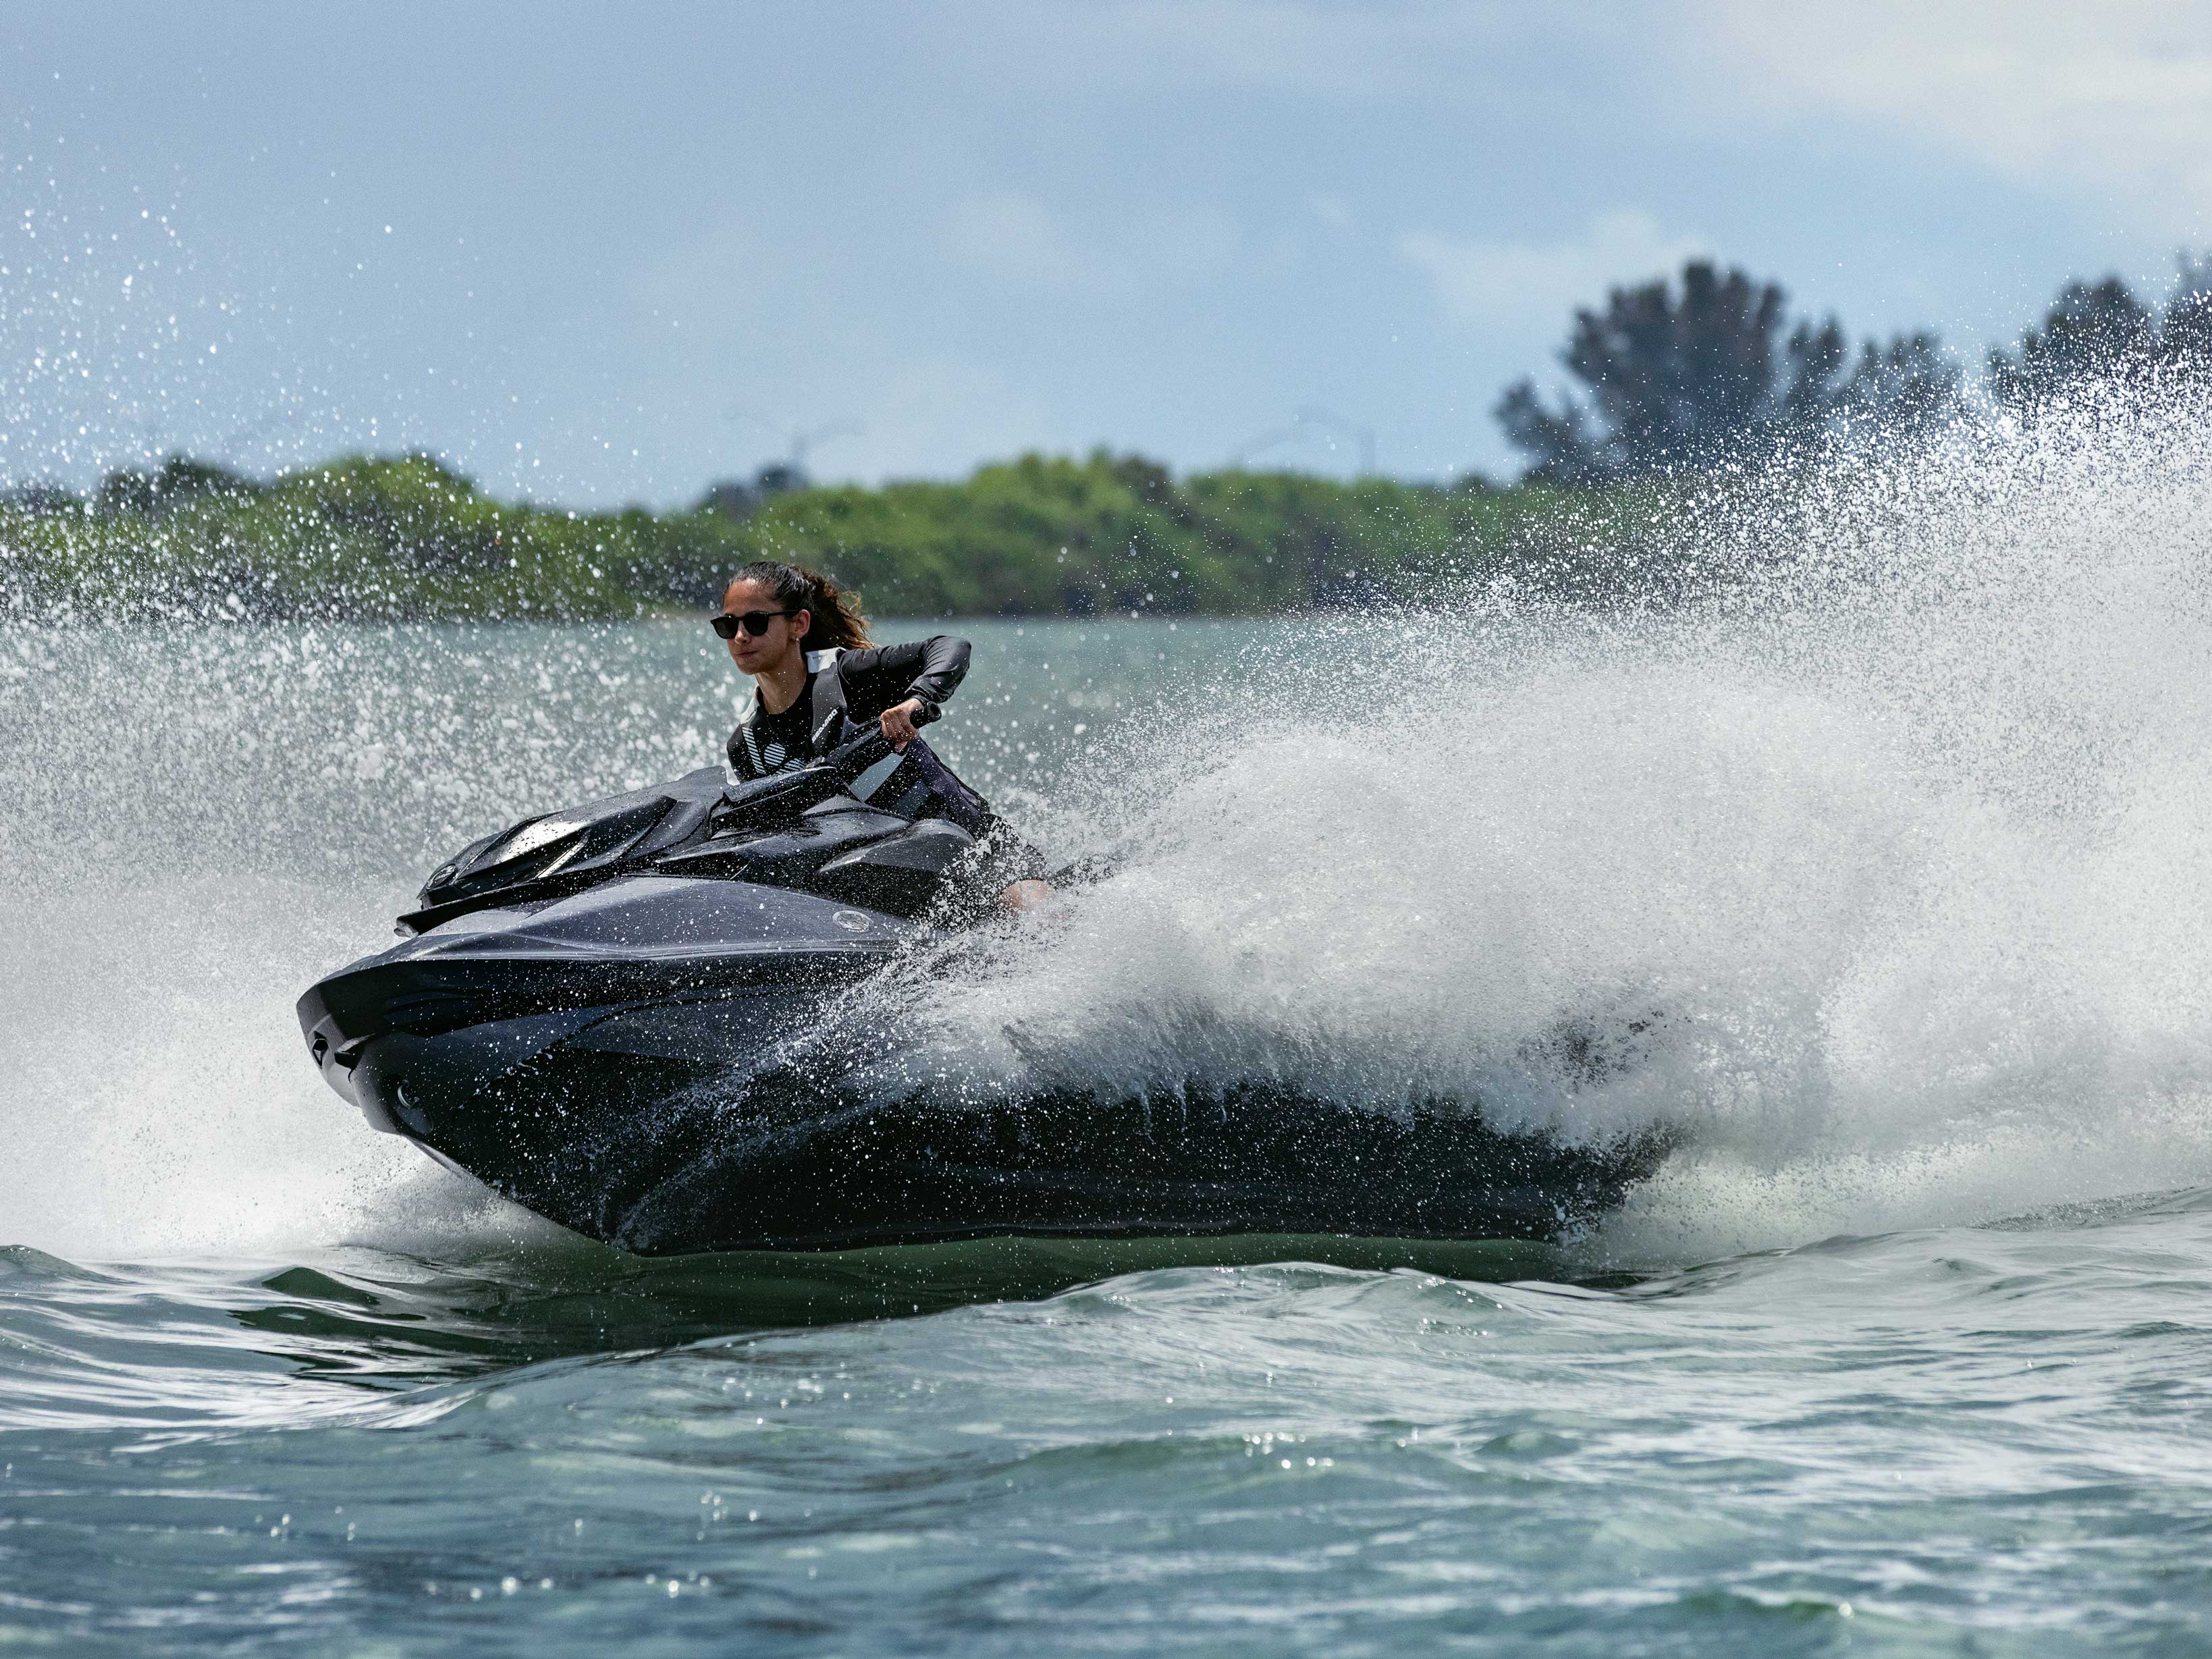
left=726, top=636, right=1045, bottom=896
left=726, top=637, right=972, bottom=779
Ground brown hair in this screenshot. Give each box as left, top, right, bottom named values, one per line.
left=730, top=560, right=872, bottom=652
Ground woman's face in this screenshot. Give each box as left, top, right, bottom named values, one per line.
left=720, top=577, right=810, bottom=676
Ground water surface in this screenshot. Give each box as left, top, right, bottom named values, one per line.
left=11, top=433, right=2212, bottom=1659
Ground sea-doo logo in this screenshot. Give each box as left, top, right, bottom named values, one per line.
left=833, top=910, right=871, bottom=933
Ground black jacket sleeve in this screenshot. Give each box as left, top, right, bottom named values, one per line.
left=834, top=636, right=971, bottom=722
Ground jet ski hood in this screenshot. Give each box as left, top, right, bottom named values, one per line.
left=400, top=767, right=730, bottom=934
left=297, top=721, right=961, bottom=1089
left=296, top=874, right=913, bottom=1093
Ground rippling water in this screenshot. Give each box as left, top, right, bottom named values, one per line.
left=11, top=1201, right=2212, bottom=1652
left=10, top=392, right=2212, bottom=1651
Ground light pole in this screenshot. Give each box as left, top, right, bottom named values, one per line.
left=725, top=409, right=863, bottom=480
left=1224, top=423, right=1308, bottom=468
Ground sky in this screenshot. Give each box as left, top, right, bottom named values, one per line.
left=4, top=1, right=2209, bottom=506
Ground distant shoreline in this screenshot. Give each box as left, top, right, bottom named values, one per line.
left=1, top=448, right=1649, bottom=624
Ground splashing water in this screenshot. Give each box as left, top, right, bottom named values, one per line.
left=11, top=383, right=2212, bottom=1655
left=867, top=375, right=2212, bottom=1259
left=7, top=379, right=2212, bottom=1268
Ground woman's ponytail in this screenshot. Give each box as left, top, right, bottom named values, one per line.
left=731, top=560, right=873, bottom=652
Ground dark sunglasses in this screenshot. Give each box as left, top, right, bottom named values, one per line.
left=710, top=608, right=799, bottom=639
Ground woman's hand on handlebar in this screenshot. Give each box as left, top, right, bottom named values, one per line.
left=879, top=698, right=927, bottom=752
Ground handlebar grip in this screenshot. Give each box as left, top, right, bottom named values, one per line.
left=826, top=703, right=940, bottom=767
left=824, top=725, right=894, bottom=776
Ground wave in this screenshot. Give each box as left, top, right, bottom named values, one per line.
left=888, top=375, right=2212, bottom=1260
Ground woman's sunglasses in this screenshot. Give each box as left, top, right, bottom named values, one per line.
left=710, top=608, right=799, bottom=639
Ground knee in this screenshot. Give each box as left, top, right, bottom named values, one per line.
left=998, top=879, right=1054, bottom=913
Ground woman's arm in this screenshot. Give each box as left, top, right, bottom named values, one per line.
left=838, top=636, right=971, bottom=721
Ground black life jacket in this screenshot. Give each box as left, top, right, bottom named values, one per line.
left=727, top=647, right=992, bottom=834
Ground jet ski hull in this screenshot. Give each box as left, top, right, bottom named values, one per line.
left=302, top=894, right=1665, bottom=1254
left=360, top=1041, right=1665, bottom=1255
left=303, top=867, right=1667, bottom=1255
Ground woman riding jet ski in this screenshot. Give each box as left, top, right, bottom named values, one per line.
left=297, top=566, right=1665, bottom=1256
left=714, top=560, right=1052, bottom=917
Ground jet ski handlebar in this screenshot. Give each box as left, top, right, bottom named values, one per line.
left=710, top=707, right=938, bottom=826
left=815, top=703, right=938, bottom=776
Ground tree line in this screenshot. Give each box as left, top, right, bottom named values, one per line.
left=4, top=258, right=2203, bottom=622
left=1, top=447, right=1621, bottom=623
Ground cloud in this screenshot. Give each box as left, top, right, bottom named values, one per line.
left=1397, top=210, right=1711, bottom=330
left=1688, top=0, right=2212, bottom=225
left=967, top=0, right=1534, bottom=100
left=940, top=194, right=1087, bottom=290
left=938, top=191, right=1239, bottom=296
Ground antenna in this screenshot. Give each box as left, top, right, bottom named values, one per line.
left=726, top=409, right=864, bottom=476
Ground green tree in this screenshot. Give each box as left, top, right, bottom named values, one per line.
left=1498, top=259, right=1958, bottom=479
left=95, top=454, right=262, bottom=517
left=1986, top=275, right=2157, bottom=408
left=2157, top=253, right=2212, bottom=369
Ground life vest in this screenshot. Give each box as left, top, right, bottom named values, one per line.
left=729, top=648, right=847, bottom=778
left=726, top=647, right=993, bottom=835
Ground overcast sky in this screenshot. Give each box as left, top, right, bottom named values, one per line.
left=5, top=1, right=2208, bottom=505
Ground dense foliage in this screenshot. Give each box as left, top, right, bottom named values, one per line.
left=1985, top=263, right=2212, bottom=408
left=1498, top=258, right=2211, bottom=482
left=0, top=450, right=1633, bottom=624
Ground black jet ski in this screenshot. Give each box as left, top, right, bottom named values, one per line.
left=299, top=723, right=1671, bottom=1255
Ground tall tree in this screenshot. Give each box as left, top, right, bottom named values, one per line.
left=1985, top=276, right=2156, bottom=408
left=2159, top=253, right=2212, bottom=369
left=1496, top=259, right=1956, bottom=481
left=1833, top=332, right=1959, bottom=433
